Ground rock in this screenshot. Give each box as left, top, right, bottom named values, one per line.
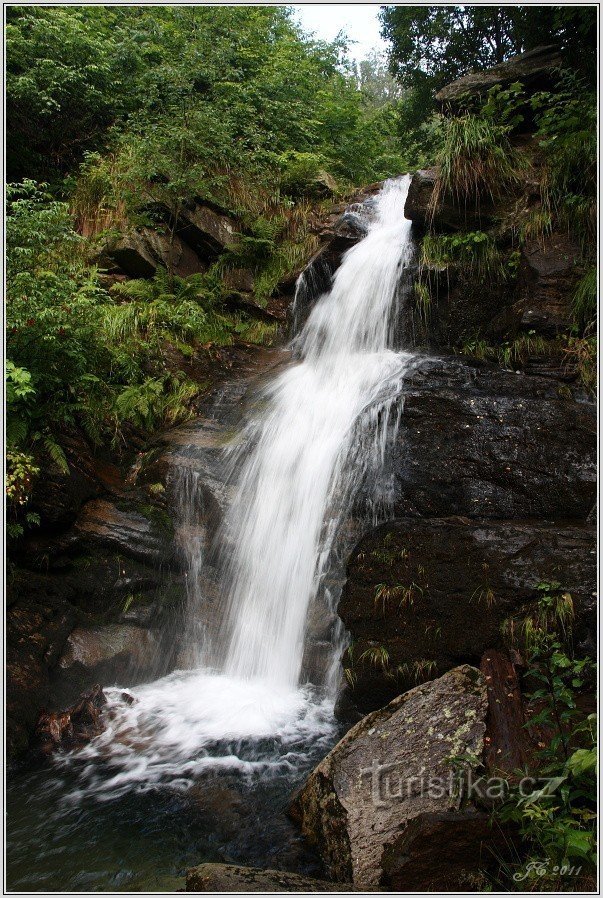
left=33, top=684, right=107, bottom=758
left=175, top=201, right=237, bottom=260
left=380, top=809, right=508, bottom=891
left=291, top=188, right=382, bottom=328
left=291, top=666, right=491, bottom=889
left=28, top=432, right=125, bottom=531
left=340, top=517, right=596, bottom=711
left=102, top=228, right=205, bottom=279
left=103, top=231, right=158, bottom=278
left=73, top=499, right=175, bottom=566
left=142, top=228, right=205, bottom=278
left=436, top=45, right=564, bottom=109
left=391, top=358, right=596, bottom=521
left=516, top=233, right=582, bottom=334
left=6, top=577, right=76, bottom=759
left=58, top=623, right=160, bottom=687
left=223, top=266, right=255, bottom=293
left=310, top=170, right=338, bottom=198
left=404, top=167, right=495, bottom=231
left=186, top=863, right=349, bottom=892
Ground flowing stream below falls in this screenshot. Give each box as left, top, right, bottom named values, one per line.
left=7, top=177, right=419, bottom=891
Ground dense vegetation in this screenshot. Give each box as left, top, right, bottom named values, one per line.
left=5, top=4, right=598, bottom=532
left=379, top=5, right=597, bottom=155
left=6, top=6, right=405, bottom=533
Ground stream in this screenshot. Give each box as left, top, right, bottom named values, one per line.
left=7, top=177, right=418, bottom=891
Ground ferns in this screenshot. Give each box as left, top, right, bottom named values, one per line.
left=43, top=434, right=70, bottom=474
left=114, top=376, right=200, bottom=431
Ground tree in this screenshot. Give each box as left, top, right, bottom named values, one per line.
left=380, top=5, right=597, bottom=134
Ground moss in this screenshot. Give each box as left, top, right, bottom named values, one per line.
left=136, top=503, right=174, bottom=535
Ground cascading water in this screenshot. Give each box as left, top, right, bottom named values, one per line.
left=7, top=177, right=419, bottom=889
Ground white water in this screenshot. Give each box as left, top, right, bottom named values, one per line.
left=59, top=176, right=417, bottom=795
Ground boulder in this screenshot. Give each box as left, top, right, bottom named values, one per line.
left=291, top=666, right=498, bottom=890
left=175, top=202, right=237, bottom=259
left=186, top=864, right=349, bottom=893
left=436, top=45, right=564, bottom=109
left=391, top=358, right=596, bottom=521
left=102, top=229, right=205, bottom=279
left=103, top=231, right=158, bottom=278
left=340, top=517, right=596, bottom=711
left=58, top=622, right=160, bottom=689
left=33, top=684, right=107, bottom=759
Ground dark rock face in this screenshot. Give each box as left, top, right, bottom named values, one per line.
left=391, top=358, right=596, bottom=521
left=28, top=433, right=125, bottom=530
left=404, top=167, right=495, bottom=232
left=436, top=45, right=564, bottom=108
left=6, top=579, right=77, bottom=759
left=186, top=863, right=349, bottom=893
left=340, top=517, right=596, bottom=710
left=33, top=684, right=107, bottom=759
left=517, top=234, right=583, bottom=334
left=291, top=666, right=490, bottom=889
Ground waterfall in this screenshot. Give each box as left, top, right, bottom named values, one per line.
left=58, top=176, right=418, bottom=797
left=217, top=176, right=415, bottom=689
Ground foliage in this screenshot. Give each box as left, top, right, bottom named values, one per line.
left=532, top=75, right=597, bottom=250
left=380, top=6, right=596, bottom=134
left=571, top=268, right=596, bottom=334
left=7, top=6, right=403, bottom=191
left=5, top=180, right=290, bottom=527
left=497, top=585, right=597, bottom=887
left=429, top=115, right=524, bottom=215
left=421, top=231, right=509, bottom=281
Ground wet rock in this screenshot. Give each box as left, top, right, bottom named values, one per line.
left=291, top=666, right=489, bottom=889
left=73, top=499, right=176, bottom=566
left=291, top=188, right=382, bottom=327
left=58, top=623, right=160, bottom=688
left=391, top=358, right=596, bottom=521
left=186, top=863, right=349, bottom=892
left=340, top=517, right=595, bottom=711
left=33, top=684, right=107, bottom=758
left=436, top=45, right=564, bottom=109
